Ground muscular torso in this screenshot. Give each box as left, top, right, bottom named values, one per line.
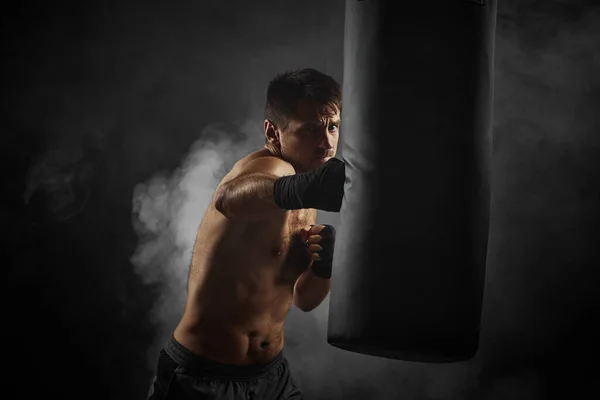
left=173, top=149, right=316, bottom=365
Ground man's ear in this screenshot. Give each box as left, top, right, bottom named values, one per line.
left=264, top=119, right=280, bottom=145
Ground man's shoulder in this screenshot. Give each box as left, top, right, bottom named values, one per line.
left=215, top=149, right=293, bottom=191
left=232, top=149, right=294, bottom=177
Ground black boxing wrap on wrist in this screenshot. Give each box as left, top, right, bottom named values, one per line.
left=311, top=224, right=336, bottom=279
left=273, top=172, right=315, bottom=210
left=273, top=158, right=345, bottom=211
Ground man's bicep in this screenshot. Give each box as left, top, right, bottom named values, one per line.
left=212, top=156, right=295, bottom=217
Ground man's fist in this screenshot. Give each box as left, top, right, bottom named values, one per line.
left=301, top=224, right=336, bottom=279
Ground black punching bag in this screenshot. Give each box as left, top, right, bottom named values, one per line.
left=327, top=0, right=497, bottom=362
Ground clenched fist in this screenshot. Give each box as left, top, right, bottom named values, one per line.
left=301, top=224, right=336, bottom=279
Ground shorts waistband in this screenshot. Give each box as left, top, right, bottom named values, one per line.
left=164, top=335, right=284, bottom=381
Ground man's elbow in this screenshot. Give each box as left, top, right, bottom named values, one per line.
left=292, top=292, right=322, bottom=312
left=293, top=299, right=318, bottom=313
left=214, top=186, right=231, bottom=218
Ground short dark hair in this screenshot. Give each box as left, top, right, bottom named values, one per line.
left=264, top=68, right=342, bottom=131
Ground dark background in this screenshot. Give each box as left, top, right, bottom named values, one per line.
left=3, top=0, right=599, bottom=399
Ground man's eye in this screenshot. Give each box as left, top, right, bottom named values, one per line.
left=328, top=125, right=339, bottom=132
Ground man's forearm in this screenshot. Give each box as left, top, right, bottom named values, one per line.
left=293, top=266, right=331, bottom=312
left=215, top=173, right=286, bottom=222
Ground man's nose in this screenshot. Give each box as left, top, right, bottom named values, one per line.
left=318, top=128, right=334, bottom=149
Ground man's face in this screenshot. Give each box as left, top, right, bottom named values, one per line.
left=268, top=100, right=341, bottom=172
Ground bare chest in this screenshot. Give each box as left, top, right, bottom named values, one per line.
left=191, top=207, right=316, bottom=286
left=287, top=208, right=315, bottom=235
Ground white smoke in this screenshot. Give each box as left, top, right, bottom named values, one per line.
left=130, top=119, right=265, bottom=368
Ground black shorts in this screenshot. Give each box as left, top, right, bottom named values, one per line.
left=147, top=336, right=303, bottom=400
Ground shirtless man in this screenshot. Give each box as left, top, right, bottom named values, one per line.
left=147, top=68, right=346, bottom=399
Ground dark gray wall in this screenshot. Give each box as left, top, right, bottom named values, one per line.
left=4, top=1, right=599, bottom=399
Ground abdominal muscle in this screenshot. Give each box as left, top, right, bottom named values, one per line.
left=173, top=203, right=314, bottom=365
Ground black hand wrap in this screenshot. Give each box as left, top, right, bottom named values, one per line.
left=311, top=224, right=336, bottom=279
left=273, top=158, right=345, bottom=212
